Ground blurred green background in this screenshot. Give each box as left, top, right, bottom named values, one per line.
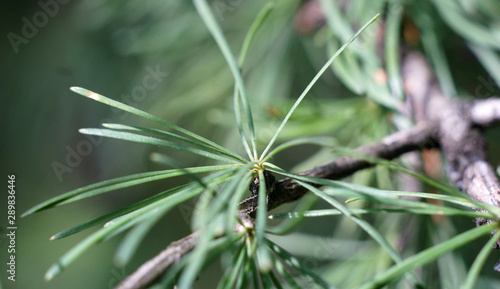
left=1, top=1, right=500, bottom=289
left=0, top=2, right=309, bottom=288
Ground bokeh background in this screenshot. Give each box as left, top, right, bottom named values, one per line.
left=1, top=1, right=500, bottom=289
left=0, top=2, right=313, bottom=288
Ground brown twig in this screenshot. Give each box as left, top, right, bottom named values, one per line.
left=115, top=18, right=500, bottom=289
left=115, top=232, right=199, bottom=289
left=401, top=52, right=500, bottom=209
left=239, top=120, right=439, bottom=215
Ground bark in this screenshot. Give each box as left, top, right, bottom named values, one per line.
left=115, top=232, right=199, bottom=289
left=239, top=121, right=438, bottom=215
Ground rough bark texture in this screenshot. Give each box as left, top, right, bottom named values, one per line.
left=239, top=121, right=439, bottom=215
left=402, top=52, right=500, bottom=209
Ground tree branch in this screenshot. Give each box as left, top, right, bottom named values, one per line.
left=239, top=121, right=439, bottom=214
left=116, top=120, right=440, bottom=289
left=115, top=232, right=199, bottom=289
left=115, top=23, right=500, bottom=289
left=402, top=52, right=500, bottom=209
left=471, top=98, right=500, bottom=126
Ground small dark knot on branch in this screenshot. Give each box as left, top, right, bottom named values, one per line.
left=249, top=170, right=276, bottom=196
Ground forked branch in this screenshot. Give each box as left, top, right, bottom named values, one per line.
left=115, top=34, right=500, bottom=289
